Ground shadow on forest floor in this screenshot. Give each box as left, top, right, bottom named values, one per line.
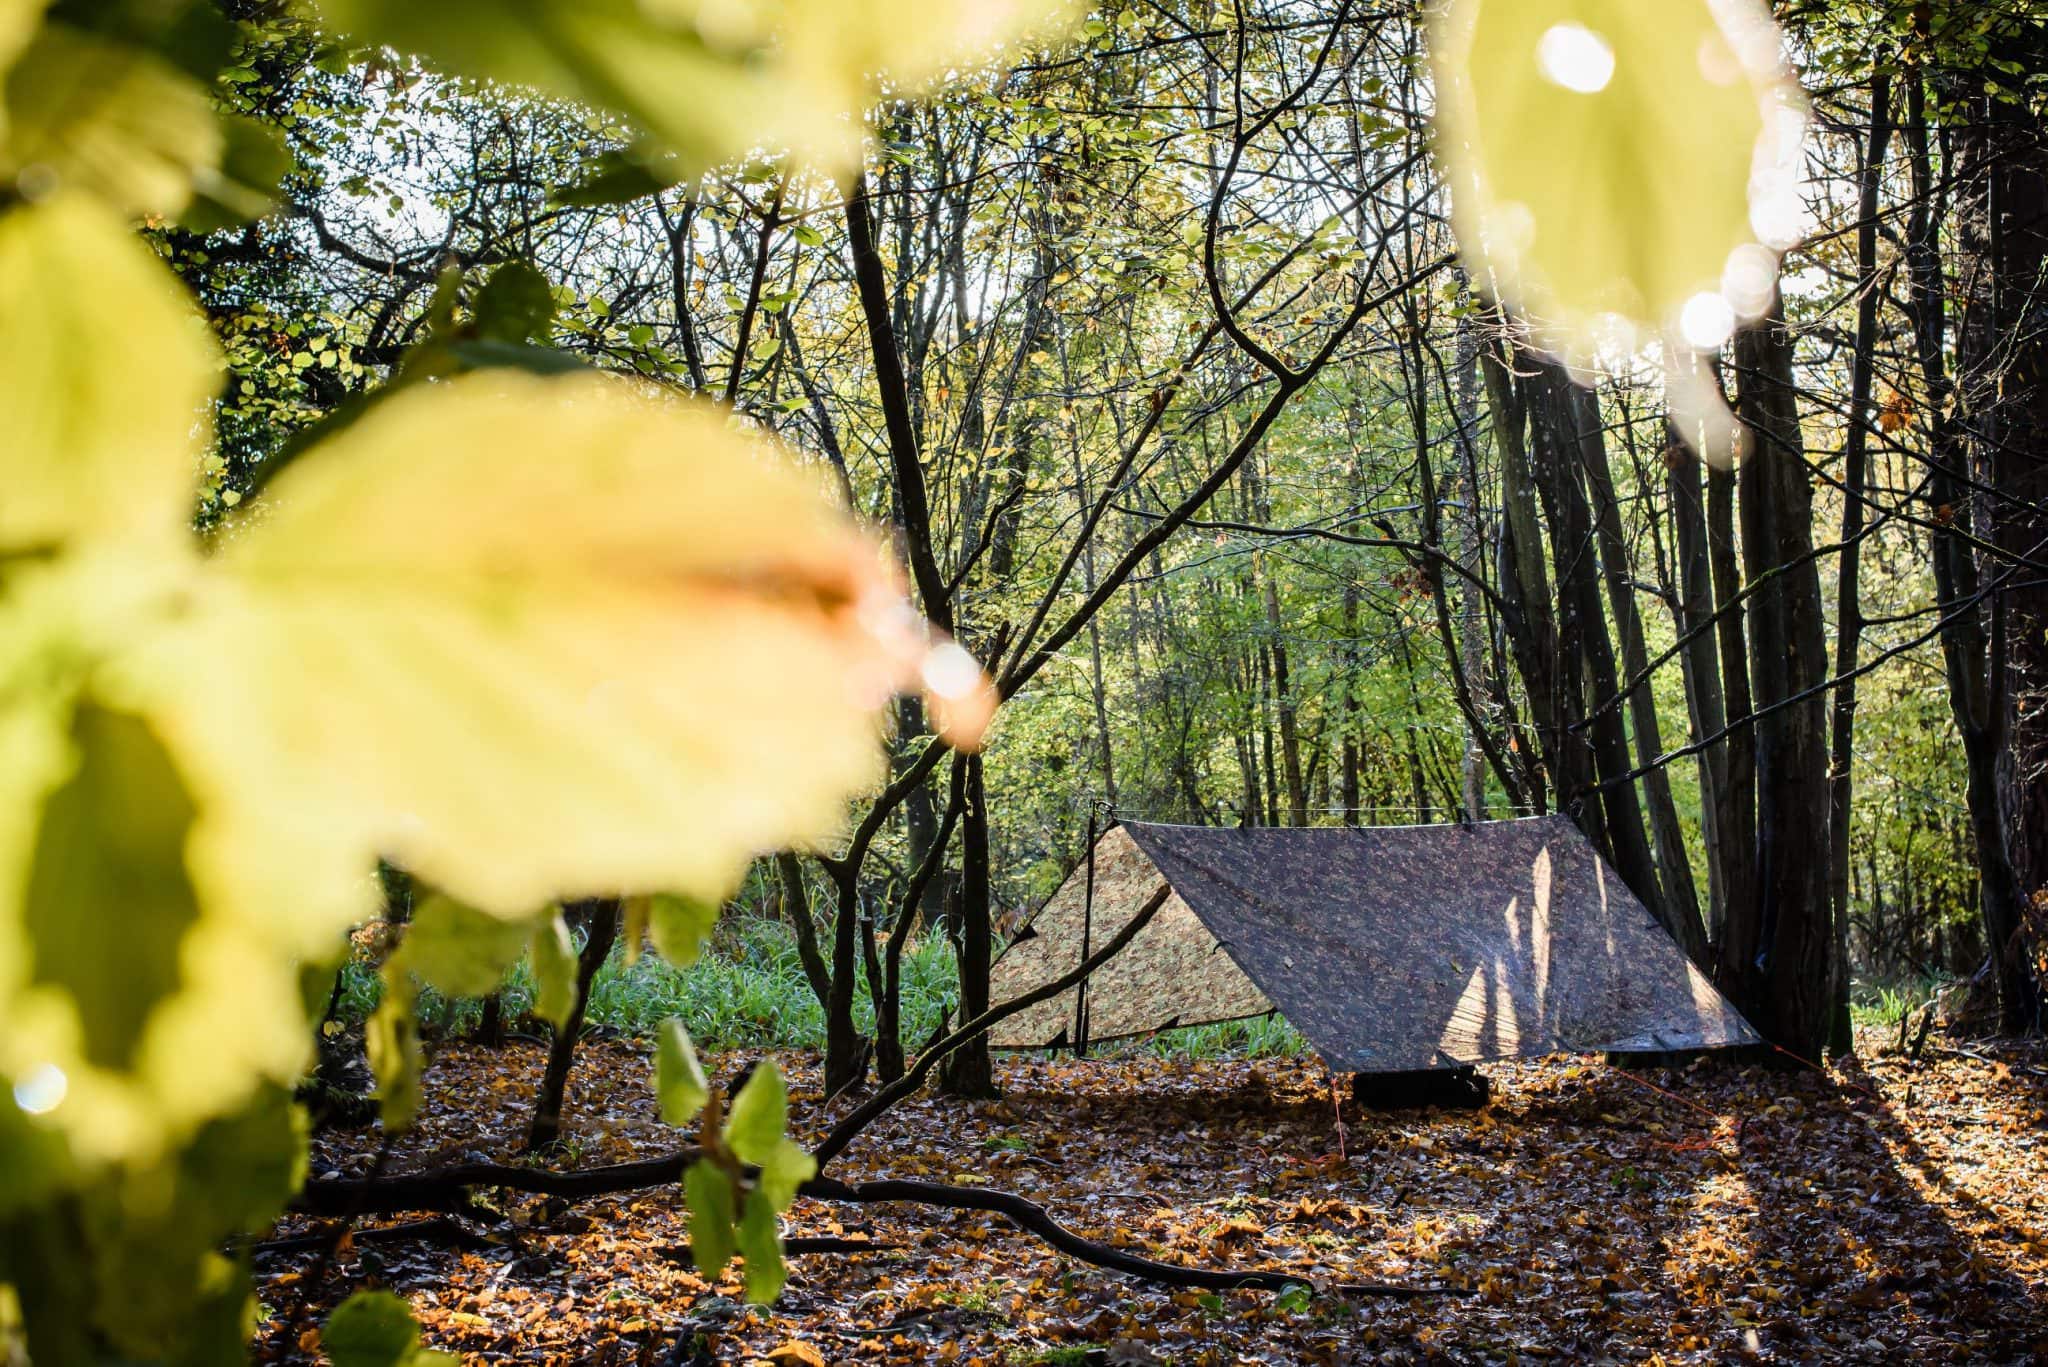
left=254, top=1029, right=2048, bottom=1364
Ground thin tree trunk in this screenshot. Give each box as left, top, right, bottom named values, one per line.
left=1707, top=450, right=1760, bottom=986
left=527, top=898, right=621, bottom=1152
left=1521, top=356, right=1664, bottom=920
left=940, top=753, right=997, bottom=1097
left=1666, top=424, right=1732, bottom=943
left=1480, top=329, right=1558, bottom=817
left=1581, top=396, right=1707, bottom=958
left=1826, top=65, right=1893, bottom=1053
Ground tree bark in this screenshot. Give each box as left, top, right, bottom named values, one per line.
left=1825, top=64, right=1893, bottom=1053
left=1902, top=66, right=2036, bottom=1032
left=939, top=753, right=997, bottom=1097
left=526, top=898, right=620, bottom=1152
left=1728, top=300, right=1836, bottom=1059
left=1948, top=36, right=2048, bottom=1031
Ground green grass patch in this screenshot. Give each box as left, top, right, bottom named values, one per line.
left=330, top=915, right=1304, bottom=1062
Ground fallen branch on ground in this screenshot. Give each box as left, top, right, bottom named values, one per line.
left=299, top=1153, right=1452, bottom=1298
left=295, top=1151, right=704, bottom=1216
left=248, top=1216, right=494, bottom=1257
left=803, top=1174, right=1457, bottom=1298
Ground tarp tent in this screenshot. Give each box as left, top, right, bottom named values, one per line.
left=989, top=817, right=1760, bottom=1071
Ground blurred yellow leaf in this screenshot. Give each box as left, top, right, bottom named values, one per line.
left=1430, top=0, right=1802, bottom=362
left=314, top=0, right=1074, bottom=172
left=134, top=372, right=939, bottom=918
left=0, top=0, right=39, bottom=142
left=0, top=192, right=216, bottom=553
left=0, top=702, right=311, bottom=1163
left=1, top=23, right=222, bottom=219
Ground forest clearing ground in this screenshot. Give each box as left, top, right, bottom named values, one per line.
left=254, top=1030, right=2048, bottom=1364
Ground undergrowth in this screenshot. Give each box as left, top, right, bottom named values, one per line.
left=1848, top=972, right=1953, bottom=1030
left=329, top=915, right=1305, bottom=1060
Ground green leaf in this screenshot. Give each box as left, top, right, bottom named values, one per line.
left=722, top=1058, right=786, bottom=1165
left=648, top=893, right=718, bottom=968
left=176, top=1082, right=309, bottom=1236
left=473, top=261, right=556, bottom=346
left=550, top=146, right=681, bottom=207
left=401, top=893, right=532, bottom=998
left=0, top=191, right=217, bottom=553
left=0, top=1080, right=74, bottom=1217
left=683, top=1157, right=737, bottom=1278
left=179, top=111, right=291, bottom=232
left=754, top=1136, right=817, bottom=1210
left=365, top=969, right=421, bottom=1131
left=654, top=1017, right=708, bottom=1127
left=529, top=911, right=578, bottom=1029
left=22, top=704, right=202, bottom=1073
left=323, top=1290, right=420, bottom=1367
left=1429, top=0, right=1800, bottom=359
left=620, top=895, right=649, bottom=966
left=737, top=1188, right=787, bottom=1303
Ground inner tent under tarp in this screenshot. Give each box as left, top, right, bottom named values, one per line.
left=987, top=817, right=1760, bottom=1072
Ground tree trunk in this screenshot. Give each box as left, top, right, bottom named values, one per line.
left=1949, top=38, right=2048, bottom=1031
left=1582, top=397, right=1707, bottom=958
left=1825, top=64, right=1893, bottom=1054
left=940, top=754, right=998, bottom=1097
left=1480, top=328, right=1558, bottom=817
left=1728, top=300, right=1835, bottom=1059
left=1902, top=67, right=2037, bottom=1033
left=823, top=868, right=869, bottom=1097
left=527, top=898, right=621, bottom=1152
left=1521, top=356, right=1666, bottom=923
left=1666, top=420, right=1732, bottom=944
left=1706, top=443, right=1761, bottom=987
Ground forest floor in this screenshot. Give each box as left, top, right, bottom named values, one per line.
left=254, top=1028, right=2048, bottom=1365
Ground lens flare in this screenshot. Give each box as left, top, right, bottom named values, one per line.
left=1536, top=23, right=1616, bottom=94
left=1679, top=291, right=1737, bottom=350
left=12, top=1063, right=67, bottom=1115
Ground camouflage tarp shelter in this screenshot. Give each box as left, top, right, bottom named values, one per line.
left=989, top=817, right=1760, bottom=1071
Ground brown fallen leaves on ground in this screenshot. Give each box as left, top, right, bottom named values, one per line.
left=253, top=1028, right=2048, bottom=1364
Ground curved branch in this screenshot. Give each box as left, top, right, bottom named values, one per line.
left=802, top=1174, right=1455, bottom=1299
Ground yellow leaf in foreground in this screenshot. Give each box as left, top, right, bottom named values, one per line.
left=134, top=372, right=975, bottom=921
left=315, top=0, right=1074, bottom=174
left=0, top=0, right=40, bottom=144
left=0, top=193, right=217, bottom=552
left=1, top=24, right=223, bottom=220
left=1430, top=0, right=1804, bottom=362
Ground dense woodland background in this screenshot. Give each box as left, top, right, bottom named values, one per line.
left=176, top=0, right=2044, bottom=1080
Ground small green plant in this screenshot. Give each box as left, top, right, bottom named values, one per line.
left=1005, top=1347, right=1092, bottom=1367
